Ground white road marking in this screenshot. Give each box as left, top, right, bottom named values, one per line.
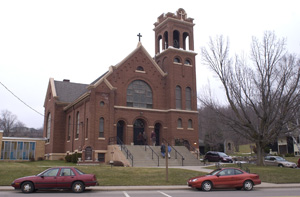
left=158, top=191, right=172, bottom=197
left=123, top=191, right=130, bottom=197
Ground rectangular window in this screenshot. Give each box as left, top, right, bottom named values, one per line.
left=176, top=86, right=182, bottom=109
left=99, top=118, right=104, bottom=137
left=17, top=142, right=23, bottom=159
left=1, top=141, right=35, bottom=161
left=76, top=112, right=80, bottom=139
left=98, top=153, right=105, bottom=162
left=29, top=142, right=35, bottom=160
left=185, top=87, right=192, bottom=110
left=188, top=119, right=193, bottom=128
left=86, top=118, right=89, bottom=139
left=23, top=142, right=29, bottom=160
left=10, top=141, right=17, bottom=160
left=68, top=116, right=71, bottom=141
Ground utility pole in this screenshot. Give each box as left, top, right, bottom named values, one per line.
left=166, top=147, right=168, bottom=182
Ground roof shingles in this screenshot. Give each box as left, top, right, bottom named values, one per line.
left=54, top=81, right=88, bottom=103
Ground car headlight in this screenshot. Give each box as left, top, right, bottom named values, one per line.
left=191, top=178, right=198, bottom=182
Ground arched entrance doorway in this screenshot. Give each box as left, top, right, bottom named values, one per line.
left=134, top=119, right=145, bottom=145
left=117, top=120, right=125, bottom=144
left=154, top=123, right=161, bottom=146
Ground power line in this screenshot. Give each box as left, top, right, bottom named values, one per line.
left=0, top=81, right=44, bottom=117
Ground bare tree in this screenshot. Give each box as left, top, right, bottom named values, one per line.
left=198, top=106, right=224, bottom=151
left=0, top=110, right=18, bottom=136
left=200, top=32, right=300, bottom=165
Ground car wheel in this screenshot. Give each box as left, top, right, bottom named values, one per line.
left=243, top=180, right=253, bottom=191
left=72, top=181, right=85, bottom=193
left=201, top=181, right=212, bottom=192
left=21, top=182, right=34, bottom=193
left=278, top=164, right=284, bottom=168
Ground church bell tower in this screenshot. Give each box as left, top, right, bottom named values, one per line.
left=153, top=8, right=197, bottom=111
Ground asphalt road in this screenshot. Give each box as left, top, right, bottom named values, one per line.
left=1, top=188, right=300, bottom=197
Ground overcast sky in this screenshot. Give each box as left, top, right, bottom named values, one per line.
left=1, top=0, right=300, bottom=129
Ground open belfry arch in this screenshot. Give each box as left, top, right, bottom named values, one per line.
left=43, top=8, right=199, bottom=163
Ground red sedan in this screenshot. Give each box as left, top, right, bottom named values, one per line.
left=11, top=167, right=98, bottom=193
left=188, top=167, right=261, bottom=191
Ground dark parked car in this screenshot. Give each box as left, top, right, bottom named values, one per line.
left=188, top=167, right=261, bottom=191
left=204, top=151, right=233, bottom=163
left=264, top=156, right=297, bottom=168
left=11, top=167, right=98, bottom=193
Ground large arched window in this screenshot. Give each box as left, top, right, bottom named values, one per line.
left=176, top=86, right=182, bottom=109
left=185, top=87, right=192, bottom=110
left=127, top=80, right=153, bottom=108
left=46, top=113, right=51, bottom=142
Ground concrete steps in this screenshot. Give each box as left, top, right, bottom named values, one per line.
left=122, top=145, right=201, bottom=167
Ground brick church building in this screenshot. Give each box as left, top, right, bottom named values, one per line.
left=43, top=8, right=199, bottom=162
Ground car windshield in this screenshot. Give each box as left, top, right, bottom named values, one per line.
left=37, top=169, right=50, bottom=176
left=219, top=153, right=228, bottom=157
left=208, top=169, right=222, bottom=175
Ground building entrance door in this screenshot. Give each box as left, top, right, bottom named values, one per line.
left=117, top=121, right=125, bottom=144
left=134, top=119, right=145, bottom=145
left=154, top=123, right=161, bottom=146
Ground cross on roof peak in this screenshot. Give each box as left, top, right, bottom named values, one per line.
left=137, top=33, right=142, bottom=42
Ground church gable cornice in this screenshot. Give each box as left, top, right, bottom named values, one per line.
left=114, top=43, right=167, bottom=77
left=50, top=78, right=57, bottom=98
left=89, top=43, right=167, bottom=90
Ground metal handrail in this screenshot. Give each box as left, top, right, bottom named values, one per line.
left=117, top=137, right=134, bottom=167
left=109, top=136, right=134, bottom=167
left=144, top=144, right=160, bottom=166
left=181, top=139, right=199, bottom=160
left=162, top=138, right=185, bottom=166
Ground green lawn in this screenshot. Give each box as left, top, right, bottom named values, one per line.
left=1, top=160, right=300, bottom=186
left=0, top=160, right=205, bottom=186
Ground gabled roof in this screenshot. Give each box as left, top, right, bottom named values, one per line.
left=90, top=42, right=167, bottom=88
left=48, top=42, right=166, bottom=109
left=53, top=80, right=89, bottom=103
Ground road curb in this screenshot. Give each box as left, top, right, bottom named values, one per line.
left=2, top=183, right=300, bottom=192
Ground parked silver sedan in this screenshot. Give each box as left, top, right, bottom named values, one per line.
left=264, top=156, right=297, bottom=168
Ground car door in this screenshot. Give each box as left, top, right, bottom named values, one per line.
left=211, top=153, right=219, bottom=162
left=265, top=157, right=276, bottom=166
left=213, top=169, right=235, bottom=188
left=56, top=168, right=76, bottom=189
left=232, top=169, right=246, bottom=187
left=35, top=168, right=59, bottom=189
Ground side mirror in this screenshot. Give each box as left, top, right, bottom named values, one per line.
left=40, top=175, right=44, bottom=178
